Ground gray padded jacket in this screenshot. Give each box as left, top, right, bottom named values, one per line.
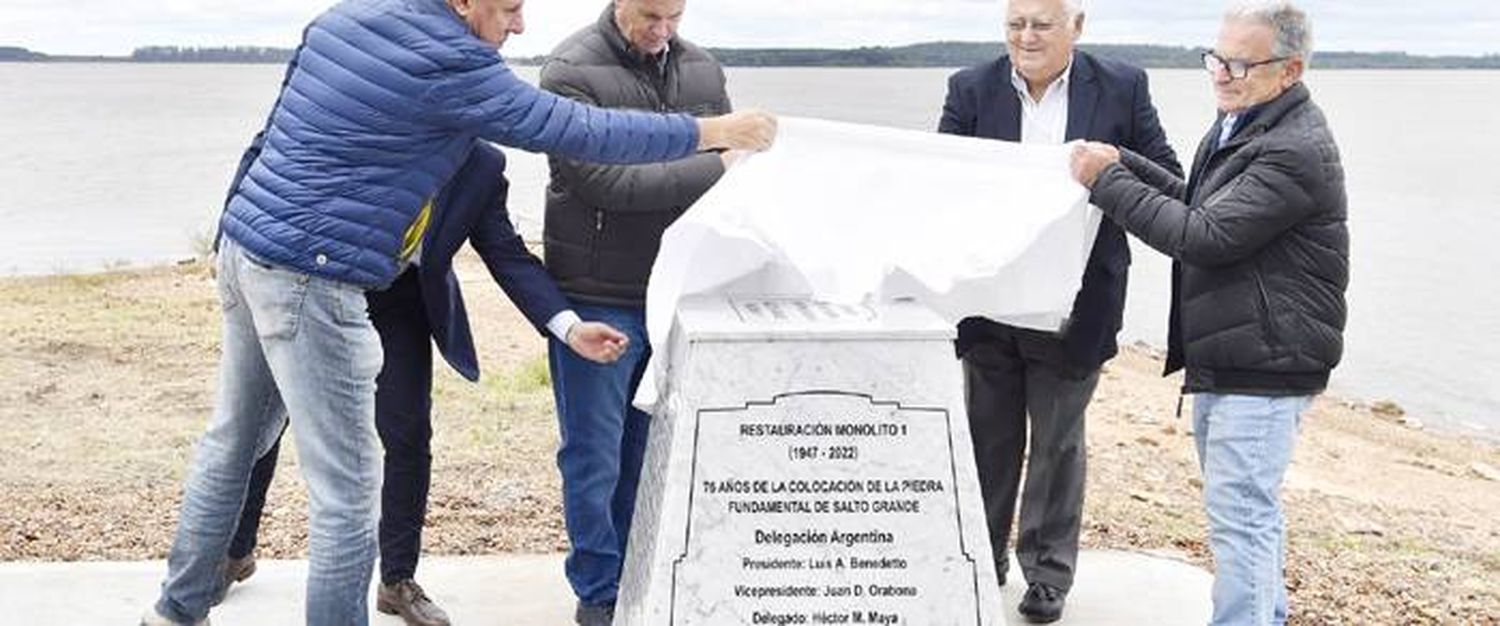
left=540, top=5, right=731, bottom=306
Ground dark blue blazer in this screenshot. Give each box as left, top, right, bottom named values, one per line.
left=412, top=143, right=569, bottom=381
left=939, top=51, right=1182, bottom=369
left=225, top=137, right=567, bottom=382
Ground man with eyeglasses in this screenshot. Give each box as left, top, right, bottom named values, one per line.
left=1070, top=2, right=1347, bottom=624
left=938, top=0, right=1180, bottom=622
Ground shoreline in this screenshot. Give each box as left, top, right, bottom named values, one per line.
left=1, top=257, right=1496, bottom=622
left=8, top=256, right=1494, bottom=446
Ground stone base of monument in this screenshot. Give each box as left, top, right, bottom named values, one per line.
left=618, top=296, right=1004, bottom=625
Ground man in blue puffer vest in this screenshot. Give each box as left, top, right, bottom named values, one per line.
left=142, top=0, right=776, bottom=624
left=215, top=136, right=624, bottom=626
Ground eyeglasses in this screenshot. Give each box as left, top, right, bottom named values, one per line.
left=1202, top=51, right=1288, bottom=80
left=1006, top=18, right=1063, bottom=35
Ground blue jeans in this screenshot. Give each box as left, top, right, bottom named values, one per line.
left=155, top=238, right=384, bottom=626
left=548, top=303, right=652, bottom=607
left=230, top=268, right=437, bottom=585
left=1193, top=393, right=1311, bottom=626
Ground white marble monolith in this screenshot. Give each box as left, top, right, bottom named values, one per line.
left=617, top=296, right=1004, bottom=625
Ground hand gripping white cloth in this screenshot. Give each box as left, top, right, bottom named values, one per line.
left=635, top=117, right=1099, bottom=409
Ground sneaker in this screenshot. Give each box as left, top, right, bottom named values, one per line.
left=140, top=607, right=209, bottom=626
left=1017, top=582, right=1066, bottom=624
left=574, top=602, right=615, bottom=626
left=224, top=554, right=257, bottom=586
left=376, top=579, right=452, bottom=626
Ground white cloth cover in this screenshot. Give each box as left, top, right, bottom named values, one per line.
left=636, top=117, right=1099, bottom=408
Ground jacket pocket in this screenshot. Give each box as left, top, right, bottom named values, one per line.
left=589, top=209, right=604, bottom=278
left=594, top=209, right=678, bottom=287
left=1252, top=269, right=1283, bottom=349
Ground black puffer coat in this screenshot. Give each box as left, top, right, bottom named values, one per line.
left=539, top=5, right=731, bottom=306
left=1090, top=82, right=1348, bottom=394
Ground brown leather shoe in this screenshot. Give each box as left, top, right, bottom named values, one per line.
left=209, top=553, right=254, bottom=607
left=377, top=579, right=451, bottom=626
left=224, top=554, right=257, bottom=585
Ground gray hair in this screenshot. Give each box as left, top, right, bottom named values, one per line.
left=1009, top=0, right=1085, bottom=17
left=1225, top=1, right=1314, bottom=62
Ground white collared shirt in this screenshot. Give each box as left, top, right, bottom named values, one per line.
left=1218, top=113, right=1240, bottom=147
left=998, top=59, right=1074, bottom=331
left=1010, top=58, right=1073, bottom=146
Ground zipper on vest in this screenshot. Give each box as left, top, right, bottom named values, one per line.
left=595, top=210, right=604, bottom=231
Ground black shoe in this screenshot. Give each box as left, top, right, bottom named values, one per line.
left=1018, top=583, right=1066, bottom=624
left=575, top=602, right=615, bottom=626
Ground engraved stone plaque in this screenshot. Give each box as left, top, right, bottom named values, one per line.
left=618, top=297, right=1004, bottom=626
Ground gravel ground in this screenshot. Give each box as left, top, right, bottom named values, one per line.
left=1, top=256, right=1496, bottom=624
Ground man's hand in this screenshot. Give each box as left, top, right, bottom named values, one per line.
left=566, top=321, right=630, bottom=364
left=698, top=110, right=777, bottom=153
left=1069, top=141, right=1121, bottom=189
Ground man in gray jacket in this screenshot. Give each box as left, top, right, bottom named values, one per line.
left=1070, top=2, right=1346, bottom=624
left=539, top=1, right=734, bottom=624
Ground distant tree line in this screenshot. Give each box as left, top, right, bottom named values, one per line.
left=705, top=41, right=1500, bottom=70
left=0, top=46, right=46, bottom=61
left=1313, top=50, right=1500, bottom=69
left=130, top=46, right=296, bottom=63
left=4, top=43, right=1498, bottom=69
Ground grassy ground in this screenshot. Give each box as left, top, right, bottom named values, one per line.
left=1, top=254, right=1496, bottom=624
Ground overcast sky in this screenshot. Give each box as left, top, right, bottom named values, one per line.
left=4, top=0, right=1497, bottom=58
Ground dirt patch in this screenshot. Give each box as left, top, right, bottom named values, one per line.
left=1084, top=349, right=1500, bottom=624
left=2, top=256, right=1496, bottom=623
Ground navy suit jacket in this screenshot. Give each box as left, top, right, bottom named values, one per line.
left=939, top=51, right=1182, bottom=369
left=412, top=143, right=569, bottom=381
left=224, top=137, right=567, bottom=382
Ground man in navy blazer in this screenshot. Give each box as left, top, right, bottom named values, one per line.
left=938, top=0, right=1181, bottom=622
left=219, top=141, right=627, bottom=626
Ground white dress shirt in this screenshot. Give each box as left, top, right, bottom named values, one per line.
left=1010, top=58, right=1074, bottom=146
left=1219, top=113, right=1240, bottom=147
left=999, top=59, right=1078, bottom=331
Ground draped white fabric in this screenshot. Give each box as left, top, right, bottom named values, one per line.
left=636, top=117, right=1099, bottom=408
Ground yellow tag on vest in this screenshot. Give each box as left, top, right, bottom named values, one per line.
left=399, top=199, right=434, bottom=262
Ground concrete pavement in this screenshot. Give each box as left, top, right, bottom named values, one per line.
left=0, top=550, right=1211, bottom=625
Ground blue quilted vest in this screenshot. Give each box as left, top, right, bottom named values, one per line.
left=220, top=0, right=699, bottom=287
